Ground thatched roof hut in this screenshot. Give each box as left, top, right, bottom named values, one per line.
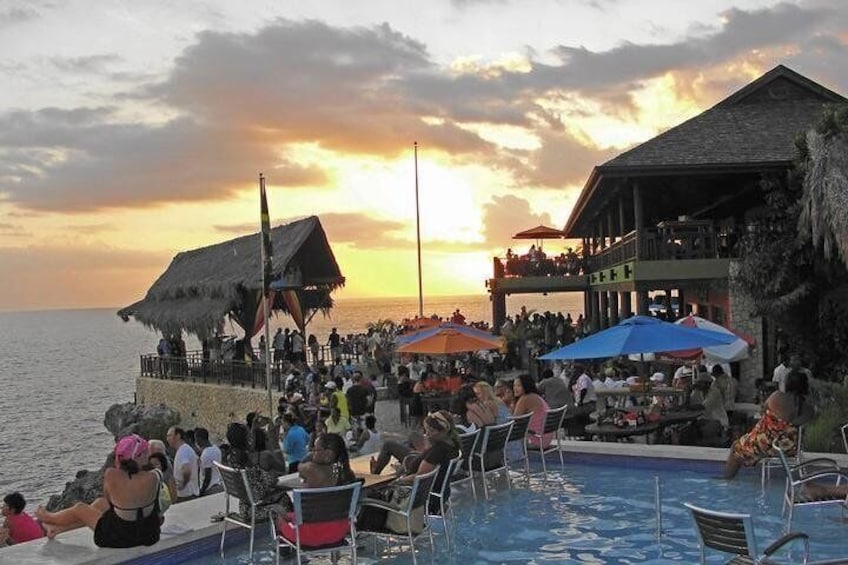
left=118, top=215, right=344, bottom=339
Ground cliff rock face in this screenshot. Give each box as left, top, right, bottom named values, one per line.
left=103, top=402, right=181, bottom=441
left=47, top=403, right=181, bottom=511
left=46, top=456, right=110, bottom=511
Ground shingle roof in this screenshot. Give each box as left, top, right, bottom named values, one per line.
left=602, top=66, right=845, bottom=171
left=564, top=65, right=847, bottom=236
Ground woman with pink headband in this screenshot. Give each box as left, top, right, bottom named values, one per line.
left=36, top=434, right=163, bottom=547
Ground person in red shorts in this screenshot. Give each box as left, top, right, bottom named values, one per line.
left=1, top=492, right=45, bottom=545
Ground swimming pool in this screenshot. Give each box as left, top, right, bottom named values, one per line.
left=178, top=454, right=848, bottom=564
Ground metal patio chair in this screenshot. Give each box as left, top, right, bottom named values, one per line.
left=268, top=482, right=361, bottom=565
left=685, top=502, right=809, bottom=564
left=527, top=405, right=567, bottom=479
left=214, top=461, right=279, bottom=560
left=359, top=465, right=440, bottom=565
left=772, top=441, right=848, bottom=530
left=472, top=420, right=514, bottom=500
left=452, top=428, right=480, bottom=500
left=427, top=455, right=461, bottom=551
left=760, top=425, right=804, bottom=488
left=506, top=411, right=533, bottom=483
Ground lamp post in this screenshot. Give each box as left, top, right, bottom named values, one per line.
left=414, top=141, right=423, bottom=318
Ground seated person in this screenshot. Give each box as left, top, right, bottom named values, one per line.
left=276, top=433, right=357, bottom=548
left=1, top=492, right=44, bottom=545
left=369, top=430, right=430, bottom=477
left=35, top=435, right=162, bottom=547
left=347, top=415, right=383, bottom=454
left=723, top=371, right=814, bottom=479
left=324, top=407, right=351, bottom=436
left=360, top=411, right=461, bottom=531
left=225, top=423, right=279, bottom=521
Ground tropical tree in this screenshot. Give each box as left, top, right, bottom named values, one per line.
left=734, top=106, right=848, bottom=378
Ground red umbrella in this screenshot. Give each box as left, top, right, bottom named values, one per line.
left=512, top=225, right=565, bottom=239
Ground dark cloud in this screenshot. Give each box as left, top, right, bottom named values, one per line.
left=0, top=6, right=39, bottom=27
left=2, top=5, right=848, bottom=212
left=0, top=108, right=327, bottom=211
left=50, top=54, right=122, bottom=74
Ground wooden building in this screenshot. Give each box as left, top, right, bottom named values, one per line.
left=488, top=65, right=846, bottom=385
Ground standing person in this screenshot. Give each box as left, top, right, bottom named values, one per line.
left=723, top=371, right=815, bottom=479
left=307, top=333, right=320, bottom=366
left=166, top=427, right=200, bottom=502
left=328, top=379, right=350, bottom=422
left=771, top=352, right=791, bottom=393
left=195, top=428, right=223, bottom=497
left=273, top=328, right=285, bottom=363
left=283, top=328, right=293, bottom=362
left=1, top=492, right=44, bottom=545
left=35, top=435, right=162, bottom=547
left=537, top=368, right=574, bottom=408
left=346, top=372, right=371, bottom=428
left=280, top=412, right=309, bottom=473
left=327, top=328, right=342, bottom=362
left=291, top=330, right=305, bottom=363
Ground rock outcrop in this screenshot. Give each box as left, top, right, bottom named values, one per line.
left=103, top=402, right=181, bottom=441
left=47, top=403, right=181, bottom=511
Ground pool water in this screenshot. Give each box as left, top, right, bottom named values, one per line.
left=181, top=455, right=848, bottom=564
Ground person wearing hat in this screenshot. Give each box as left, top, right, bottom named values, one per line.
left=35, top=434, right=162, bottom=547
left=327, top=378, right=350, bottom=423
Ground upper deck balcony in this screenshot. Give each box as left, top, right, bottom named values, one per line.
left=587, top=219, right=738, bottom=272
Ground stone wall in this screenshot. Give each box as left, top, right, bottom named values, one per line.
left=136, top=377, right=282, bottom=440
left=728, top=260, right=765, bottom=401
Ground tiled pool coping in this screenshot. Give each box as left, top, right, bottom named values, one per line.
left=5, top=442, right=846, bottom=564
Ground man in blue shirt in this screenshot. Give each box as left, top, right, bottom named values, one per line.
left=280, top=412, right=309, bottom=473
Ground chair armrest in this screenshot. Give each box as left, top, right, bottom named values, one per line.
left=791, top=457, right=839, bottom=472
left=793, top=470, right=848, bottom=487
left=763, top=531, right=809, bottom=556
left=361, top=499, right=402, bottom=513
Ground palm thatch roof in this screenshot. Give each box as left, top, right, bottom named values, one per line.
left=565, top=65, right=848, bottom=236
left=118, top=216, right=344, bottom=339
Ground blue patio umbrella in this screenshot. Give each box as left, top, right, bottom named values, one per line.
left=539, top=315, right=737, bottom=361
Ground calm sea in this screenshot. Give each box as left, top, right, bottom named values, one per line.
left=0, top=292, right=583, bottom=505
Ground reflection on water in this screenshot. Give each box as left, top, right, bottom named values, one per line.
left=182, top=461, right=846, bottom=564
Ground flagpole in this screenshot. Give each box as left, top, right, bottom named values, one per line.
left=414, top=141, right=423, bottom=318
left=259, top=174, right=274, bottom=419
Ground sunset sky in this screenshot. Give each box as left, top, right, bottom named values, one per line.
left=1, top=0, right=847, bottom=311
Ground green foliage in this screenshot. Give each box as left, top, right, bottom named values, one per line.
left=804, top=380, right=848, bottom=453
left=733, top=106, right=848, bottom=380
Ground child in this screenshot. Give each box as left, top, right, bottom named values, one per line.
left=1, top=492, right=45, bottom=545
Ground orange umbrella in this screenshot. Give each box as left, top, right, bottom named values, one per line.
left=396, top=324, right=504, bottom=354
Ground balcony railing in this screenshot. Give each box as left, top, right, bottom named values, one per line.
left=494, top=254, right=585, bottom=278
left=139, top=345, right=359, bottom=389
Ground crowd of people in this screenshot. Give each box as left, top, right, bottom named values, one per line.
left=501, top=245, right=584, bottom=277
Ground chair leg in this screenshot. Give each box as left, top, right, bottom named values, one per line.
left=249, top=509, right=256, bottom=559
left=558, top=434, right=565, bottom=469
left=220, top=520, right=227, bottom=558
left=540, top=446, right=548, bottom=480
left=442, top=499, right=452, bottom=551
left=409, top=532, right=418, bottom=565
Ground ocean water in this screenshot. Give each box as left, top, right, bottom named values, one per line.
left=0, top=292, right=583, bottom=506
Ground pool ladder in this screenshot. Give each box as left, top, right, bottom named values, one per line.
left=655, top=475, right=664, bottom=540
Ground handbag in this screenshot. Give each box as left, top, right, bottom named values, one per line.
left=383, top=486, right=425, bottom=534
left=153, top=469, right=172, bottom=514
